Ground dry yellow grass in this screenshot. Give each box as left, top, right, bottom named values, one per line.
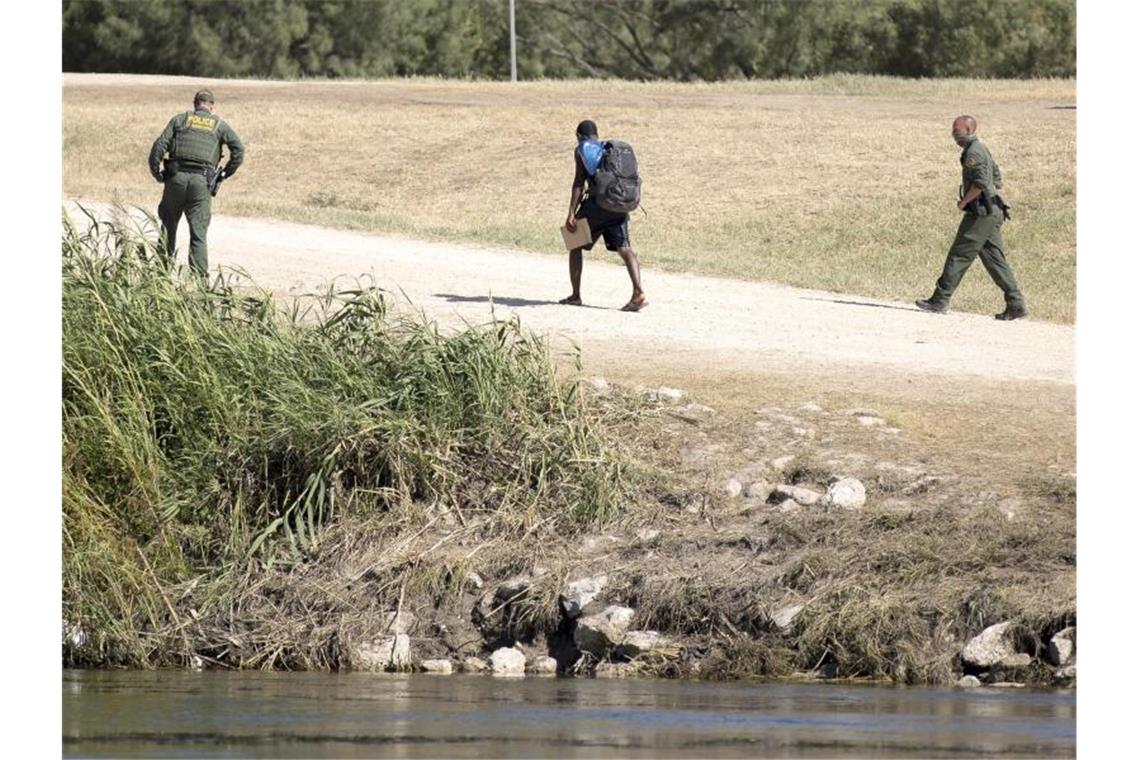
left=63, top=74, right=1075, bottom=322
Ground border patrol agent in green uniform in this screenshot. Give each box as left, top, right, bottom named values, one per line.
left=148, top=89, right=245, bottom=277
left=916, top=115, right=1028, bottom=321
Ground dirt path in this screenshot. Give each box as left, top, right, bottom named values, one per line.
left=66, top=200, right=1073, bottom=386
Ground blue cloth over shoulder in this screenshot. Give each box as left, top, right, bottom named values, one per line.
left=577, top=138, right=605, bottom=177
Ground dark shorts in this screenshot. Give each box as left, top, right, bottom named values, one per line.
left=576, top=197, right=630, bottom=252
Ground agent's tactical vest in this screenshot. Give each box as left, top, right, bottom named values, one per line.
left=172, top=111, right=222, bottom=167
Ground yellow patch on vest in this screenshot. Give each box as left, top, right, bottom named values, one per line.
left=187, top=115, right=217, bottom=131
left=964, top=157, right=978, bottom=168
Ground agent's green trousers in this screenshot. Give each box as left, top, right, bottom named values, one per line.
left=930, top=211, right=1025, bottom=309
left=158, top=172, right=212, bottom=276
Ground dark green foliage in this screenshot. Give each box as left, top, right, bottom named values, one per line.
left=63, top=0, right=1075, bottom=80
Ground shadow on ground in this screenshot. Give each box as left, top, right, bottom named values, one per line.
left=800, top=296, right=920, bottom=314
left=435, top=293, right=608, bottom=310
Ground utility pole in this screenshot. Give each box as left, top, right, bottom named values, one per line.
left=509, top=0, right=517, bottom=82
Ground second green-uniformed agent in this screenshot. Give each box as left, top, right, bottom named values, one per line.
left=148, top=89, right=245, bottom=277
left=916, top=115, right=1028, bottom=321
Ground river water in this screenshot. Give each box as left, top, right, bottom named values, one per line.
left=62, top=670, right=1074, bottom=758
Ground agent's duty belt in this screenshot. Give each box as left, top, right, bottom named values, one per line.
left=174, top=163, right=211, bottom=174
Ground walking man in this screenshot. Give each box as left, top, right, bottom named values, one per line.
left=561, top=119, right=648, bottom=312
left=916, top=115, right=1027, bottom=320
left=148, top=89, right=245, bottom=278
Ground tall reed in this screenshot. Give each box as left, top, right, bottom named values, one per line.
left=62, top=208, right=629, bottom=666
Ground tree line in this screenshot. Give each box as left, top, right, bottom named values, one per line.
left=62, top=0, right=1075, bottom=81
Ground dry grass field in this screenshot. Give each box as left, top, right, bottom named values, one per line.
left=63, top=74, right=1075, bottom=322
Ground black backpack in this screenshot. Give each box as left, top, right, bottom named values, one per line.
left=593, top=140, right=641, bottom=214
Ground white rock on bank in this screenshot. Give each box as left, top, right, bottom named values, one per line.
left=771, top=604, right=804, bottom=635
left=353, top=634, right=412, bottom=671
left=574, top=606, right=636, bottom=657
left=723, top=478, right=743, bottom=498
left=961, top=621, right=1017, bottom=668
left=619, top=630, right=677, bottom=658
left=772, top=484, right=821, bottom=506
left=595, top=662, right=636, bottom=678
left=463, top=656, right=489, bottom=673
left=956, top=675, right=982, bottom=688
left=421, top=659, right=453, bottom=674
left=1048, top=627, right=1075, bottom=666
left=529, top=656, right=558, bottom=675
left=561, top=574, right=608, bottom=619
left=821, top=477, right=866, bottom=510
left=490, top=647, right=526, bottom=677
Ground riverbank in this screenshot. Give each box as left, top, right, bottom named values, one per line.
left=61, top=221, right=1075, bottom=688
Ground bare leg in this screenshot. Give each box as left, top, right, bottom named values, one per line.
left=616, top=246, right=645, bottom=300
left=561, top=248, right=584, bottom=304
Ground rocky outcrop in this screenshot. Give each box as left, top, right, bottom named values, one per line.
left=574, top=606, right=635, bottom=657
left=771, top=484, right=821, bottom=506
left=352, top=634, right=411, bottom=672
left=490, top=647, right=526, bottom=676
left=961, top=622, right=1017, bottom=669
left=561, top=575, right=608, bottom=619
left=595, top=662, right=636, bottom=678
left=1048, top=627, right=1075, bottom=666
left=770, top=604, right=804, bottom=635
left=528, top=656, right=558, bottom=675
left=821, top=477, right=866, bottom=510
left=618, top=631, right=678, bottom=659
left=421, top=659, right=452, bottom=674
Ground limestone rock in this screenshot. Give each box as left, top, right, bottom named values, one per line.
left=821, top=477, right=866, bottom=510
left=495, top=577, right=531, bottom=603
left=1054, top=664, right=1077, bottom=682
left=421, top=659, right=453, bottom=674
left=561, top=574, right=608, bottom=619
left=595, top=662, right=636, bottom=678
left=1048, top=627, right=1075, bottom=666
left=574, top=606, right=636, bottom=657
left=988, top=682, right=1026, bottom=689
left=771, top=604, right=804, bottom=635
left=463, top=656, right=489, bottom=673
left=619, top=630, right=677, bottom=658
left=772, top=484, right=821, bottom=506
left=353, top=634, right=411, bottom=672
left=723, top=478, right=743, bottom=498
left=490, top=647, right=526, bottom=676
left=464, top=571, right=485, bottom=591
left=998, top=653, right=1032, bottom=669
left=529, top=656, right=558, bottom=675
left=654, top=387, right=686, bottom=402
left=956, top=675, right=982, bottom=688
left=961, top=621, right=1017, bottom=668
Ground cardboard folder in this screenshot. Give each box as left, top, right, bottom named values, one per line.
left=559, top=219, right=593, bottom=250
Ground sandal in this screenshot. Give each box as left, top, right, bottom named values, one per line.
left=558, top=295, right=583, bottom=306
left=620, top=296, right=648, bottom=312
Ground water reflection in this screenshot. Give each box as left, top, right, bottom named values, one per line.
left=63, top=670, right=1074, bottom=758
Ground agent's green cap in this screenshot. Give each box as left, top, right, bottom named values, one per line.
left=194, top=89, right=215, bottom=103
